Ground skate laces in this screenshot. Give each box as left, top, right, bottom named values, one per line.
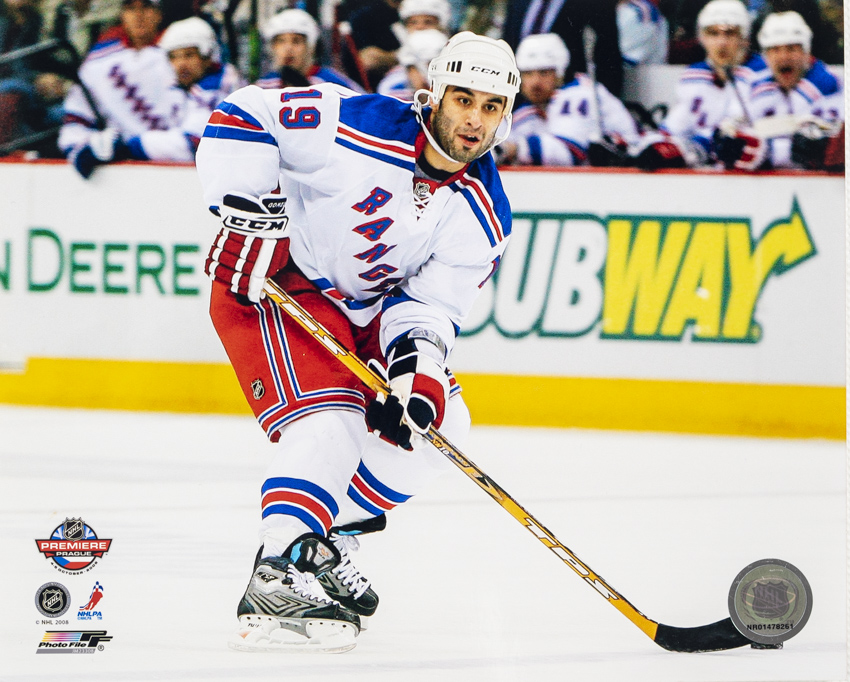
left=330, top=534, right=371, bottom=599
left=285, top=564, right=332, bottom=604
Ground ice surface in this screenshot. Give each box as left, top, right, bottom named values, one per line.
left=0, top=406, right=845, bottom=681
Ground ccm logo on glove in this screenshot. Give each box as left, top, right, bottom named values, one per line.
left=205, top=191, right=292, bottom=303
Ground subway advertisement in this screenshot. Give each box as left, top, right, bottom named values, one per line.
left=0, top=161, right=844, bottom=437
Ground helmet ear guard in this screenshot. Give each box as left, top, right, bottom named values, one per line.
left=413, top=32, right=520, bottom=162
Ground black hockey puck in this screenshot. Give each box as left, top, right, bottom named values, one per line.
left=728, top=558, right=812, bottom=647
left=750, top=641, right=783, bottom=649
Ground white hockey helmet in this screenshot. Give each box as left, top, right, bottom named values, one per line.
left=757, top=11, right=812, bottom=52
left=697, top=0, right=751, bottom=35
left=398, top=28, right=448, bottom=73
left=413, top=32, right=520, bottom=162
left=159, top=17, right=218, bottom=59
left=398, top=0, right=452, bottom=29
left=515, top=33, right=570, bottom=78
left=427, top=31, right=520, bottom=111
left=262, top=8, right=320, bottom=49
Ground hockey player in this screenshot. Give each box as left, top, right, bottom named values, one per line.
left=195, top=31, right=519, bottom=652
left=120, top=17, right=245, bottom=161
left=255, top=9, right=362, bottom=91
left=714, top=11, right=843, bottom=170
left=398, top=0, right=452, bottom=33
left=58, top=0, right=176, bottom=177
left=633, top=0, right=767, bottom=169
left=617, top=0, right=669, bottom=68
left=376, top=27, right=448, bottom=101
left=498, top=33, right=638, bottom=167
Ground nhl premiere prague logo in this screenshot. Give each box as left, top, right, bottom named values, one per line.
left=35, top=518, right=112, bottom=574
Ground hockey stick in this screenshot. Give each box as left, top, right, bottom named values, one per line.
left=262, top=278, right=752, bottom=653
left=724, top=65, right=754, bottom=128
left=582, top=25, right=604, bottom=143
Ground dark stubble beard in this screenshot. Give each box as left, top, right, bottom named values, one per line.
left=431, top=108, right=497, bottom=164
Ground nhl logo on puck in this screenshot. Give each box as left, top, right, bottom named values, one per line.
left=35, top=582, right=71, bottom=618
left=728, top=558, right=812, bottom=646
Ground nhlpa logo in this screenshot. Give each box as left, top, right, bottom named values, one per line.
left=35, top=518, right=112, bottom=574
left=78, top=582, right=104, bottom=621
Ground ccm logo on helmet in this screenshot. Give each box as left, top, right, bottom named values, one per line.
left=470, top=66, right=501, bottom=75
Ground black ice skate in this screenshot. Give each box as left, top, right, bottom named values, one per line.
left=229, top=533, right=361, bottom=653
left=318, top=515, right=385, bottom=628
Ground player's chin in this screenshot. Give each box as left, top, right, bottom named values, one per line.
left=453, top=137, right=486, bottom=162
left=447, top=144, right=479, bottom=164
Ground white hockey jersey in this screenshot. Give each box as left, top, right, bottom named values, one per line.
left=58, top=27, right=180, bottom=154
left=660, top=54, right=767, bottom=157
left=727, top=58, right=844, bottom=168
left=195, top=84, right=511, bottom=356
left=505, top=102, right=573, bottom=165
left=617, top=0, right=668, bottom=66
left=126, top=63, right=246, bottom=161
left=543, top=74, right=640, bottom=164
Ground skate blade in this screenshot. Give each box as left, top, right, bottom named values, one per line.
left=228, top=615, right=358, bottom=654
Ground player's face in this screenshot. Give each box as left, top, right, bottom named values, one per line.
left=520, top=69, right=560, bottom=107
left=700, top=25, right=746, bottom=69
left=404, top=14, right=441, bottom=32
left=764, top=44, right=808, bottom=90
left=168, top=47, right=211, bottom=88
left=431, top=85, right=506, bottom=165
left=121, top=0, right=162, bottom=48
left=270, top=33, right=311, bottom=74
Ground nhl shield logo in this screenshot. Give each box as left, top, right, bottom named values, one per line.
left=251, top=379, right=265, bottom=400
left=748, top=579, right=796, bottom=620
left=41, top=588, right=65, bottom=614
left=35, top=582, right=71, bottom=617
left=63, top=518, right=84, bottom=541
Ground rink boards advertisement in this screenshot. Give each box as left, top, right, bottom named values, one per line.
left=0, top=161, right=844, bottom=437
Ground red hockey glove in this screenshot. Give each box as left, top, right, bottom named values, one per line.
left=205, top=192, right=291, bottom=303
left=366, top=330, right=450, bottom=449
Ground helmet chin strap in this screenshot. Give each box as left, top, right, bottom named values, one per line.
left=412, top=89, right=513, bottom=164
